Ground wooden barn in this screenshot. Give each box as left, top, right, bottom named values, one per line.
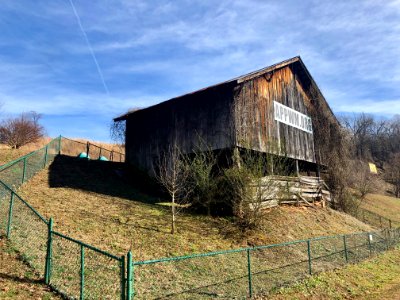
left=114, top=56, right=338, bottom=178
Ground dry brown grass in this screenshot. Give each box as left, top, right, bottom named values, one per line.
left=0, top=137, right=52, bottom=165
left=66, top=137, right=124, bottom=154
left=361, top=193, right=400, bottom=222
left=17, top=156, right=372, bottom=262
left=0, top=236, right=61, bottom=300
left=0, top=137, right=124, bottom=167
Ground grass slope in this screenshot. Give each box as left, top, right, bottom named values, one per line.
left=18, top=155, right=373, bottom=261
left=0, top=237, right=61, bottom=300
left=362, top=193, right=400, bottom=223
left=0, top=138, right=51, bottom=165
left=268, top=247, right=400, bottom=300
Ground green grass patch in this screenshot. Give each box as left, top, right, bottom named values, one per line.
left=269, top=247, right=400, bottom=300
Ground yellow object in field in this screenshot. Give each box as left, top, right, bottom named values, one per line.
left=369, top=162, right=378, bottom=174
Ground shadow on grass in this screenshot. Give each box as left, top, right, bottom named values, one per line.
left=0, top=272, right=43, bottom=285
left=48, top=155, right=163, bottom=204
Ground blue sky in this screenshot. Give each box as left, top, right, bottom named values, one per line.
left=1, top=0, right=399, bottom=142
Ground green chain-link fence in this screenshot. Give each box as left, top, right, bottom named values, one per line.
left=0, top=136, right=127, bottom=299
left=0, top=137, right=61, bottom=189
left=351, top=207, right=399, bottom=229
left=0, top=136, right=124, bottom=192
left=130, top=227, right=400, bottom=299
left=0, top=137, right=400, bottom=299
left=60, top=136, right=125, bottom=162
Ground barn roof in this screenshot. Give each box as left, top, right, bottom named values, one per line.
left=114, top=56, right=335, bottom=121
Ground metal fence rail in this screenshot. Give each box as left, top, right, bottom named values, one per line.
left=60, top=136, right=125, bottom=162
left=0, top=137, right=400, bottom=299
left=0, top=183, right=127, bottom=300
left=0, top=137, right=61, bottom=189
left=0, top=137, right=128, bottom=299
left=352, top=207, right=399, bottom=229
left=130, top=228, right=400, bottom=299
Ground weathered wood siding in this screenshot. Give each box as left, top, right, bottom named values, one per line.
left=125, top=83, right=236, bottom=172
left=233, top=66, right=316, bottom=162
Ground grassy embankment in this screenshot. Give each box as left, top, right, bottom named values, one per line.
left=268, top=246, right=400, bottom=300
left=18, top=155, right=373, bottom=260
left=0, top=236, right=61, bottom=300
left=2, top=139, right=400, bottom=298
left=362, top=193, right=400, bottom=223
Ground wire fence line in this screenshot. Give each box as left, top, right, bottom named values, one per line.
left=0, top=136, right=125, bottom=190
left=0, top=137, right=400, bottom=299
left=0, top=136, right=126, bottom=299
left=351, top=207, right=399, bottom=229
left=130, top=228, right=400, bottom=299
left=61, top=136, right=125, bottom=162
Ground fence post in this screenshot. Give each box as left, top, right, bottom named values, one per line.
left=127, top=251, right=133, bottom=300
left=379, top=216, right=382, bottom=228
left=58, top=135, right=62, bottom=155
left=6, top=192, right=15, bottom=238
left=80, top=244, right=85, bottom=300
left=120, top=256, right=126, bottom=300
left=343, top=235, right=348, bottom=263
left=307, top=240, right=312, bottom=275
left=385, top=229, right=390, bottom=251
left=389, top=219, right=392, bottom=229
left=44, top=145, right=48, bottom=167
left=367, top=233, right=372, bottom=256
left=86, top=142, right=90, bottom=158
left=99, top=147, right=102, bottom=159
left=22, top=157, right=27, bottom=183
left=246, top=249, right=253, bottom=298
left=45, top=218, right=53, bottom=284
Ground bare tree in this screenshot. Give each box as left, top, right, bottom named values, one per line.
left=111, top=107, right=143, bottom=145
left=221, top=149, right=283, bottom=229
left=154, top=143, right=191, bottom=234
left=0, top=111, right=44, bottom=149
left=349, top=160, right=377, bottom=199
left=386, top=153, right=400, bottom=198
left=341, top=113, right=374, bottom=159
left=110, top=120, right=125, bottom=145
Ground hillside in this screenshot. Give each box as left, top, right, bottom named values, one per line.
left=0, top=138, right=52, bottom=165
left=267, top=247, right=400, bottom=300
left=0, top=137, right=123, bottom=166
left=0, top=237, right=60, bottom=299
left=361, top=193, right=400, bottom=223
left=17, top=155, right=373, bottom=261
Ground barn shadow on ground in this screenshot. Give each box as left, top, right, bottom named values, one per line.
left=47, top=155, right=163, bottom=204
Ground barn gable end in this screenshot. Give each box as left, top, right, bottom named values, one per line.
left=115, top=56, right=337, bottom=174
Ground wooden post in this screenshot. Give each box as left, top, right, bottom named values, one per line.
left=295, top=159, right=299, bottom=177
left=86, top=142, right=90, bottom=158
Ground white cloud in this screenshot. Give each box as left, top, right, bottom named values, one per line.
left=337, top=99, right=400, bottom=115
left=1, top=0, right=400, bottom=142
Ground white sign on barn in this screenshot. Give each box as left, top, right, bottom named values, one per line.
left=274, top=101, right=313, bottom=134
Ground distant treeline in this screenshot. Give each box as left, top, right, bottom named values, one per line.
left=341, top=114, right=400, bottom=168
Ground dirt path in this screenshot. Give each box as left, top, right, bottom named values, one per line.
left=0, top=236, right=61, bottom=300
